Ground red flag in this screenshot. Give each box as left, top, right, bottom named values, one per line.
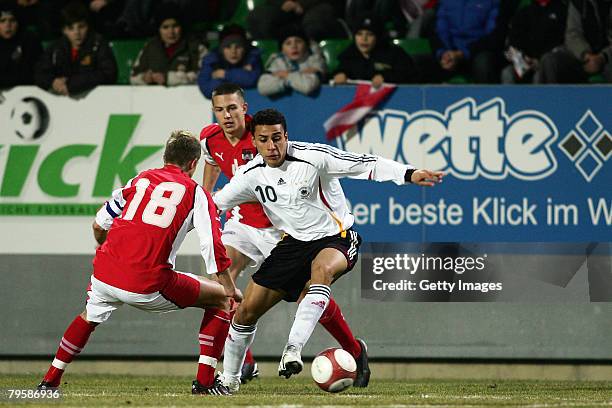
left=324, top=83, right=396, bottom=140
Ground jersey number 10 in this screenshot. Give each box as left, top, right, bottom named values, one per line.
left=122, top=178, right=186, bottom=228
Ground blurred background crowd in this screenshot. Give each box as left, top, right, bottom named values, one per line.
left=1, top=0, right=610, bottom=98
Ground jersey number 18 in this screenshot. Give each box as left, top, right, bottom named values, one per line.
left=122, top=178, right=186, bottom=228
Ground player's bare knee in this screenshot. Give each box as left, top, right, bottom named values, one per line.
left=311, top=263, right=335, bottom=285
left=234, top=305, right=258, bottom=326
left=79, top=310, right=98, bottom=326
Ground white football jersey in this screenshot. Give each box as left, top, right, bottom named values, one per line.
left=213, top=141, right=414, bottom=241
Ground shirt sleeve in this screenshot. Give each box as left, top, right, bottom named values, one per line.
left=212, top=166, right=258, bottom=211
left=310, top=143, right=415, bottom=185
left=199, top=138, right=218, bottom=165
left=193, top=186, right=231, bottom=274
left=94, top=177, right=133, bottom=230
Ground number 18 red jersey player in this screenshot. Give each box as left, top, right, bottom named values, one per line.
left=38, top=131, right=241, bottom=395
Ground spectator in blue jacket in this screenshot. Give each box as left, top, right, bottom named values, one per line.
left=422, top=0, right=517, bottom=83
left=197, top=24, right=262, bottom=99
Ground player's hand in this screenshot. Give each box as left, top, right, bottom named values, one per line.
left=411, top=169, right=444, bottom=186
left=231, top=288, right=243, bottom=303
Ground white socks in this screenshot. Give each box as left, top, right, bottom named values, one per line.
left=287, top=284, right=331, bottom=350
left=222, top=321, right=257, bottom=381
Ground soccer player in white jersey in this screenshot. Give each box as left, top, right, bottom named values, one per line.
left=38, top=131, right=242, bottom=396
left=201, top=83, right=374, bottom=387
left=213, top=109, right=444, bottom=391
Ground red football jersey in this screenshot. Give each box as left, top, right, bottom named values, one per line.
left=200, top=117, right=272, bottom=228
left=93, top=164, right=231, bottom=294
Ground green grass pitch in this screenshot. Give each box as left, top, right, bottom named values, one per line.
left=1, top=374, right=611, bottom=407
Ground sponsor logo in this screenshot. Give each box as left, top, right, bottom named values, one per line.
left=1, top=112, right=161, bottom=202
left=336, top=97, right=560, bottom=181
left=214, top=152, right=224, bottom=161
left=558, top=110, right=611, bottom=182
left=298, top=186, right=310, bottom=198
left=310, top=300, right=326, bottom=309
left=335, top=97, right=609, bottom=183
left=277, top=178, right=286, bottom=185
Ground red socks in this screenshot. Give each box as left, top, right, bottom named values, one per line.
left=197, top=308, right=230, bottom=387
left=318, top=297, right=361, bottom=359
left=43, top=315, right=96, bottom=386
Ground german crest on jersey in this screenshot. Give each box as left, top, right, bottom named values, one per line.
left=298, top=185, right=311, bottom=199
left=242, top=149, right=255, bottom=162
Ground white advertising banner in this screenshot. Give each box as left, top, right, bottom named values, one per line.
left=0, top=86, right=212, bottom=254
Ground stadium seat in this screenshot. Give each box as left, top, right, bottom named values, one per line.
left=319, top=39, right=351, bottom=73
left=518, top=0, right=533, bottom=9
left=448, top=75, right=470, bottom=84
left=393, top=38, right=431, bottom=56
left=110, top=39, right=146, bottom=85
left=589, top=74, right=605, bottom=83
left=194, top=0, right=265, bottom=34
left=252, top=39, right=278, bottom=66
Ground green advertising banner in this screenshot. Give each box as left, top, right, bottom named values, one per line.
left=0, top=86, right=212, bottom=254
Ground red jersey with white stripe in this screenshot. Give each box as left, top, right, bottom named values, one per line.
left=93, top=164, right=230, bottom=294
left=199, top=117, right=272, bottom=228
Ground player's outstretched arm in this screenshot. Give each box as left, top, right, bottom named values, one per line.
left=409, top=169, right=445, bottom=187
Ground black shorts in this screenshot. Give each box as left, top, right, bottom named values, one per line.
left=252, top=229, right=362, bottom=302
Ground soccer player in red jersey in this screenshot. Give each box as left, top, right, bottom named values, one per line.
left=38, top=131, right=242, bottom=395
left=199, top=83, right=370, bottom=387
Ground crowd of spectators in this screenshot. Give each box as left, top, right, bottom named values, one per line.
left=1, top=0, right=611, bottom=99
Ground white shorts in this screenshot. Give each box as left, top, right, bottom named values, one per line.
left=221, top=218, right=282, bottom=269
left=85, top=273, right=200, bottom=323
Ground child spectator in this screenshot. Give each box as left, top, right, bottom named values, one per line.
left=257, top=26, right=325, bottom=96
left=333, top=14, right=416, bottom=86
left=0, top=1, right=42, bottom=88
left=130, top=5, right=207, bottom=86
left=34, top=1, right=117, bottom=96
left=197, top=24, right=262, bottom=99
